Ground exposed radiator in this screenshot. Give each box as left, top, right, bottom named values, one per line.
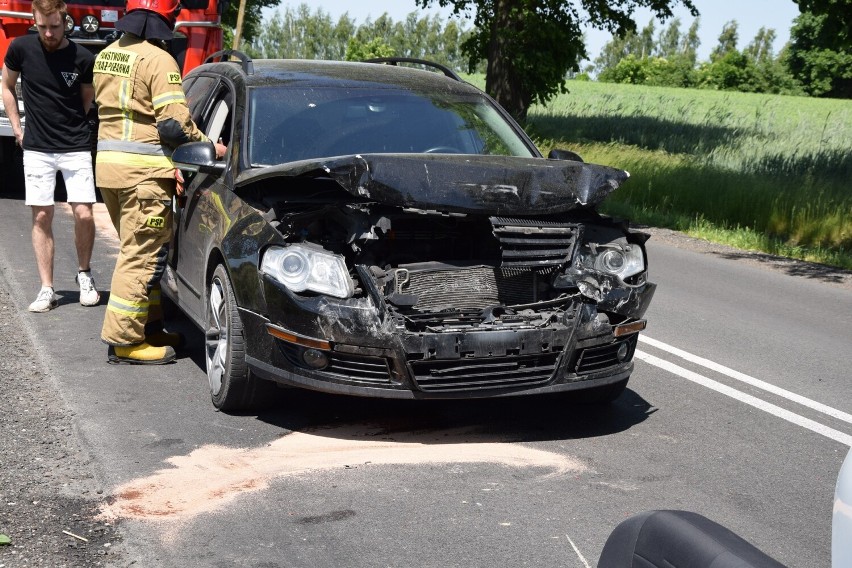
left=397, top=264, right=535, bottom=311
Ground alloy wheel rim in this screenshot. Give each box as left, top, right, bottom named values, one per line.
left=206, top=278, right=228, bottom=394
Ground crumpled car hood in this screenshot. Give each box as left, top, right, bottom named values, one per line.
left=235, top=154, right=629, bottom=214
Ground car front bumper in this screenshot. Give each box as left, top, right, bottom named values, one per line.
left=239, top=278, right=645, bottom=399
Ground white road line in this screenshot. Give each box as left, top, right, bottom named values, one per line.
left=635, top=350, right=852, bottom=447
left=565, top=535, right=592, bottom=568
left=639, top=335, right=852, bottom=425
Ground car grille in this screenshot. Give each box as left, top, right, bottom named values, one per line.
left=490, top=217, right=579, bottom=270
left=573, top=335, right=637, bottom=374
left=400, top=265, right=536, bottom=311
left=410, top=352, right=560, bottom=392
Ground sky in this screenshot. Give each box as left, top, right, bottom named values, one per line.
left=263, top=0, right=803, bottom=64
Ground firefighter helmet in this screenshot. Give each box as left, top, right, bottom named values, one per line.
left=125, top=0, right=181, bottom=25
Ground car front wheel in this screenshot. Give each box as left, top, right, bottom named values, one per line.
left=206, top=264, right=277, bottom=411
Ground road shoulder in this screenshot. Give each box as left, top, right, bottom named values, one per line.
left=641, top=226, right=852, bottom=291
left=0, top=201, right=125, bottom=567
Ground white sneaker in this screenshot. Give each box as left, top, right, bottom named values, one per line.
left=29, top=287, right=58, bottom=312
left=76, top=271, right=100, bottom=307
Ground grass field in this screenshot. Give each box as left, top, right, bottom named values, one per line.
left=521, top=80, right=852, bottom=269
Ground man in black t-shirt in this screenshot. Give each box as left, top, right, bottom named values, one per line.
left=1, top=0, right=100, bottom=312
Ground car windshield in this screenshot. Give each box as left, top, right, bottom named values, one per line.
left=247, top=86, right=536, bottom=166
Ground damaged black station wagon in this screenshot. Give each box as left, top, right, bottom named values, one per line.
left=167, top=52, right=656, bottom=410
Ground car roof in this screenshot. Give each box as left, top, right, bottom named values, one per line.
left=188, top=58, right=486, bottom=96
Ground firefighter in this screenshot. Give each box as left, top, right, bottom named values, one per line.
left=94, top=0, right=226, bottom=364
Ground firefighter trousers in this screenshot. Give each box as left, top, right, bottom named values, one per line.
left=100, top=178, right=174, bottom=346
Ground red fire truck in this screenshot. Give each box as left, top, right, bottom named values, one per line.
left=0, top=0, right=227, bottom=193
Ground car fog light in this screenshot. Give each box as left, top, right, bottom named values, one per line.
left=302, top=348, right=329, bottom=369
left=616, top=342, right=630, bottom=362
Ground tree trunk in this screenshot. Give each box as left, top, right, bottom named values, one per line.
left=232, top=0, right=248, bottom=50
left=485, top=0, right=530, bottom=123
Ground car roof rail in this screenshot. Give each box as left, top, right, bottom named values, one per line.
left=363, top=57, right=462, bottom=82
left=203, top=49, right=254, bottom=75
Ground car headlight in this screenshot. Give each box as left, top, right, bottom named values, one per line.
left=261, top=244, right=355, bottom=299
left=592, top=243, right=645, bottom=280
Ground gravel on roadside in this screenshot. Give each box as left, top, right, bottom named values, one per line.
left=0, top=278, right=125, bottom=568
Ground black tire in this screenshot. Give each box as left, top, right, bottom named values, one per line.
left=206, top=264, right=279, bottom=411
left=576, top=377, right=629, bottom=404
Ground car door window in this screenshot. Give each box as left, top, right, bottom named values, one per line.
left=185, top=76, right=219, bottom=123
left=205, top=99, right=230, bottom=145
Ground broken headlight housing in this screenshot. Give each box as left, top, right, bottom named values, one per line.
left=261, top=244, right=355, bottom=299
left=590, top=243, right=645, bottom=280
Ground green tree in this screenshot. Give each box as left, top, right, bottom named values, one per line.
left=744, top=27, right=776, bottom=63
left=221, top=0, right=279, bottom=48
left=656, top=17, right=681, bottom=59
left=246, top=5, right=350, bottom=59
left=696, top=25, right=801, bottom=95
left=599, top=54, right=648, bottom=83
left=646, top=56, right=697, bottom=87
left=596, top=16, right=698, bottom=87
left=594, top=16, right=799, bottom=95
left=441, top=19, right=472, bottom=71
left=246, top=5, right=473, bottom=72
left=786, top=7, right=852, bottom=97
left=345, top=38, right=395, bottom=60
left=594, top=19, right=657, bottom=75
left=709, top=20, right=738, bottom=62
left=331, top=15, right=358, bottom=60
left=354, top=13, right=396, bottom=47
left=747, top=28, right=803, bottom=95
left=792, top=0, right=851, bottom=49
left=679, top=18, right=700, bottom=65
left=697, top=50, right=760, bottom=91
left=416, top=0, right=697, bottom=122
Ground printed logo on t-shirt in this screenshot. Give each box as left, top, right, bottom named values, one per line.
left=61, top=72, right=79, bottom=87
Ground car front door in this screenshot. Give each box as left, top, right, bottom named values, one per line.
left=171, top=76, right=234, bottom=324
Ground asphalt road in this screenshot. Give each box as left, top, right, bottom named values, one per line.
left=0, top=195, right=850, bottom=568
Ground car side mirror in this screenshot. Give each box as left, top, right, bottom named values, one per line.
left=548, top=148, right=584, bottom=163
left=172, top=141, right=225, bottom=174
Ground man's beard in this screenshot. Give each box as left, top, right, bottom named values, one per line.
left=40, top=35, right=62, bottom=52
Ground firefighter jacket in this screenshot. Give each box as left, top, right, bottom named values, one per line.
left=93, top=34, right=208, bottom=188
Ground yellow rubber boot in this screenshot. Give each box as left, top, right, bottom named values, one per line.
left=146, top=330, right=185, bottom=348
left=108, top=343, right=176, bottom=365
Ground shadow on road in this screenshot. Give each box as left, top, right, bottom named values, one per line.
left=255, top=387, right=654, bottom=444
left=167, top=308, right=655, bottom=445
left=710, top=250, right=851, bottom=286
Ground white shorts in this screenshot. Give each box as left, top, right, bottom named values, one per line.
left=23, top=150, right=96, bottom=206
